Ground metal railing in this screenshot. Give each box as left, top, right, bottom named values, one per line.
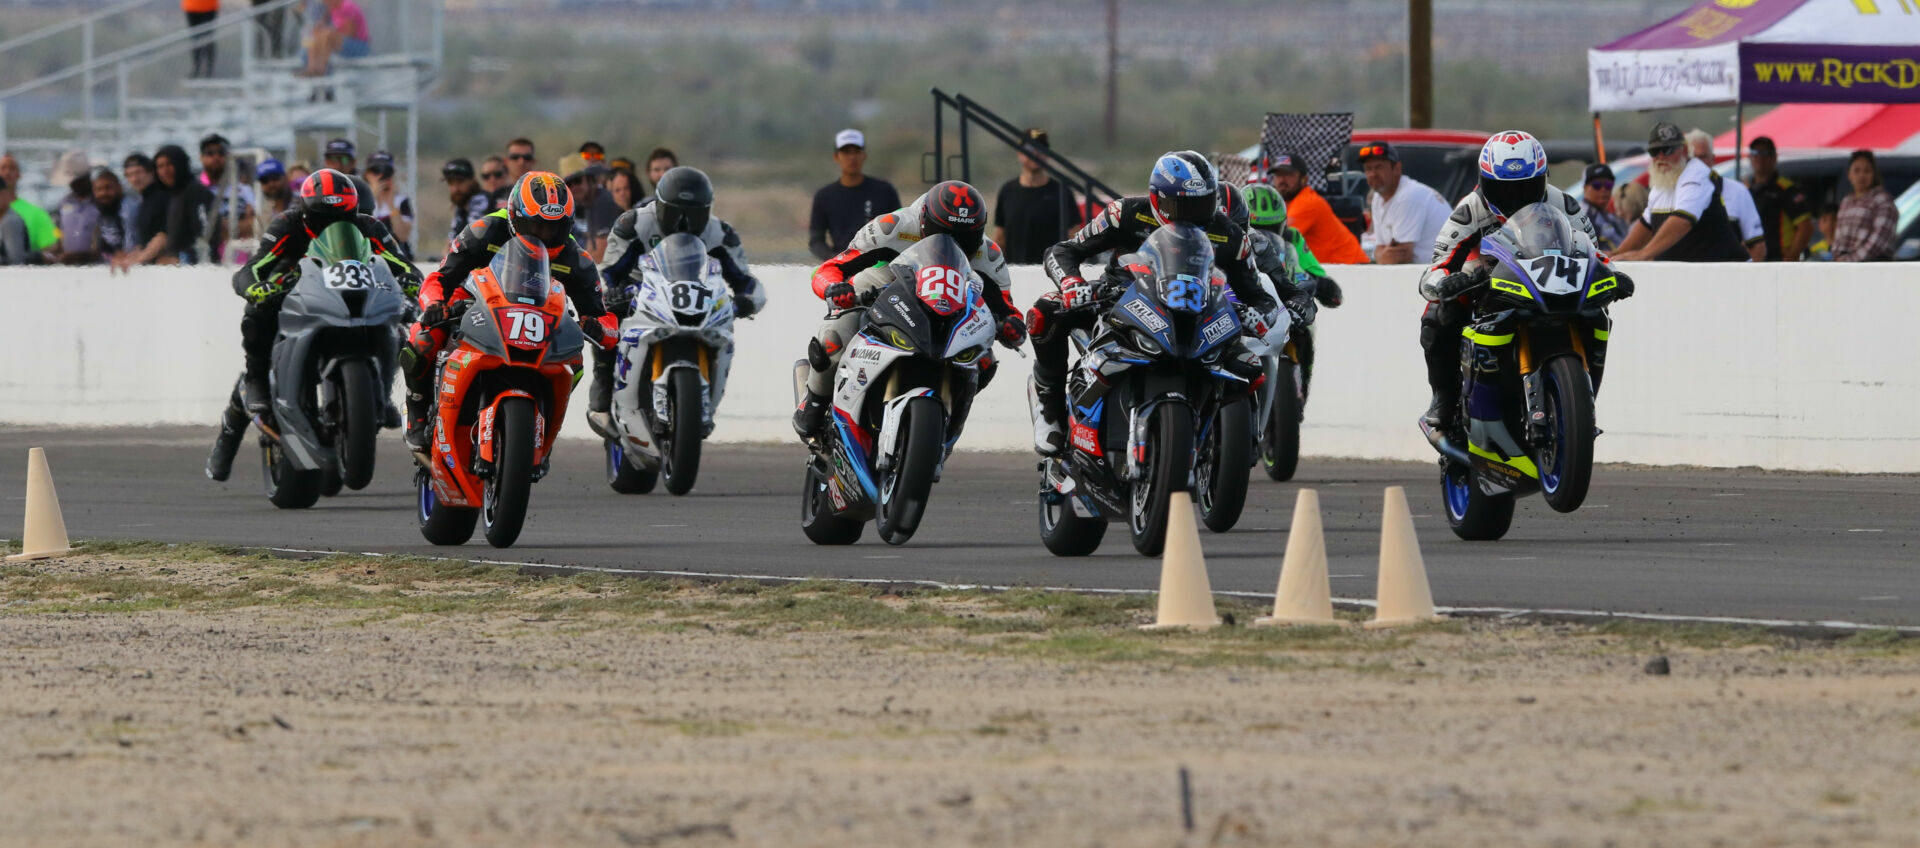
left=926, top=88, right=1121, bottom=244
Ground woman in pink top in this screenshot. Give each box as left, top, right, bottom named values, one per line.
left=300, top=0, right=370, bottom=77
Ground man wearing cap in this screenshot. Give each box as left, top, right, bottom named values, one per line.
left=252, top=158, right=293, bottom=240
left=993, top=129, right=1081, bottom=264
left=87, top=168, right=138, bottom=264
left=808, top=129, right=900, bottom=261
left=199, top=134, right=256, bottom=260
left=559, top=150, right=620, bottom=260
left=1265, top=152, right=1369, bottom=265
left=322, top=137, right=376, bottom=216
left=1613, top=122, right=1747, bottom=262
left=1745, top=136, right=1813, bottom=261
left=1578, top=163, right=1628, bottom=252
left=1357, top=140, right=1451, bottom=265
left=440, top=158, right=490, bottom=247
left=1686, top=129, right=1765, bottom=261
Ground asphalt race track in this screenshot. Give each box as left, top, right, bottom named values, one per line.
left=2, top=426, right=1914, bottom=627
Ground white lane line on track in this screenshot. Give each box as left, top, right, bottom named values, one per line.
left=1499, top=556, right=1539, bottom=561
left=863, top=555, right=902, bottom=560
left=1860, top=596, right=1899, bottom=601
left=1711, top=493, right=1745, bottom=497
left=1330, top=574, right=1364, bottom=579
left=1848, top=528, right=1885, bottom=533
left=650, top=524, right=688, bottom=528
left=1699, top=543, right=1736, bottom=547
left=243, top=546, right=1920, bottom=635
left=118, top=523, right=156, bottom=528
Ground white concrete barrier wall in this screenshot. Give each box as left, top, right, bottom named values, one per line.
left=4, top=263, right=1918, bottom=472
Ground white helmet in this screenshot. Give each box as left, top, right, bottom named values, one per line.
left=1477, top=130, right=1549, bottom=219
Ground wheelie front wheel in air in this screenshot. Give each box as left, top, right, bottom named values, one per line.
left=1536, top=354, right=1596, bottom=514
left=480, top=397, right=536, bottom=548
left=336, top=359, right=380, bottom=490
left=1128, top=405, right=1194, bottom=557
left=261, top=440, right=323, bottom=509
left=1198, top=398, right=1251, bottom=533
left=416, top=466, right=477, bottom=545
left=605, top=438, right=658, bottom=494
left=874, top=396, right=944, bottom=546
left=800, top=458, right=863, bottom=545
left=1261, top=358, right=1302, bottom=482
left=660, top=368, right=705, bottom=496
left=1441, top=458, right=1513, bottom=541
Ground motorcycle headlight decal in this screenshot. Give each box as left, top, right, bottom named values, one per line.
left=887, top=329, right=917, bottom=351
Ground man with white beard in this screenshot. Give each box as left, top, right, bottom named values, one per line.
left=1612, top=122, right=1747, bottom=262
left=1685, top=128, right=1764, bottom=261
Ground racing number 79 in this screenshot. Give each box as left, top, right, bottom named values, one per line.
left=505, top=310, right=546, bottom=343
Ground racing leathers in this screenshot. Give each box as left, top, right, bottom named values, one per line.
left=792, top=193, right=1025, bottom=439
left=1026, top=196, right=1283, bottom=455
left=588, top=202, right=766, bottom=418
left=398, top=209, right=614, bottom=449
left=1415, top=185, right=1630, bottom=428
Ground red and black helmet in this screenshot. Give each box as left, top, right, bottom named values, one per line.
left=507, top=171, right=575, bottom=249
left=297, top=168, right=359, bottom=224
left=921, top=180, right=986, bottom=254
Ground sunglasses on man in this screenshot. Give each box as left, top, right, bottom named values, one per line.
left=480, top=170, right=506, bottom=180
left=1588, top=180, right=1614, bottom=190
left=1647, top=145, right=1683, bottom=158
left=507, top=153, right=534, bottom=162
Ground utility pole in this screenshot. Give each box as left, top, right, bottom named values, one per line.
left=1105, top=0, right=1118, bottom=147
left=1408, top=0, right=1432, bottom=129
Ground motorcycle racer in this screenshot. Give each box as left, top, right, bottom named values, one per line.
left=206, top=168, right=419, bottom=481
left=1416, top=131, right=1633, bottom=430
left=1243, top=182, right=1344, bottom=309
left=587, top=166, right=766, bottom=427
left=399, top=172, right=617, bottom=451
left=1024, top=151, right=1278, bottom=456
left=791, top=180, right=1027, bottom=439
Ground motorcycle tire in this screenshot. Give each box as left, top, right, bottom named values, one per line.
left=1261, top=358, right=1301, bottom=482
left=1199, top=398, right=1251, bottom=533
left=1442, top=457, right=1514, bottom=541
left=1128, top=405, right=1194, bottom=557
left=605, top=438, right=658, bottom=494
left=261, top=440, right=322, bottom=509
left=1038, top=489, right=1106, bottom=557
left=661, top=368, right=704, bottom=496
left=481, top=397, right=536, bottom=548
left=337, top=359, right=380, bottom=491
left=875, top=396, right=944, bottom=546
left=800, top=458, right=863, bottom=545
left=1537, top=354, right=1596, bottom=514
left=321, top=462, right=344, bottom=498
left=416, top=466, right=478, bottom=545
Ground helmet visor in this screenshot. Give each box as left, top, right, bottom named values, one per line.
left=659, top=201, right=710, bottom=235
left=517, top=214, right=573, bottom=247
left=1481, top=173, right=1546, bottom=219
left=1157, top=192, right=1217, bottom=226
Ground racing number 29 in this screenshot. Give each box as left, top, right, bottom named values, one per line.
left=917, top=266, right=965, bottom=305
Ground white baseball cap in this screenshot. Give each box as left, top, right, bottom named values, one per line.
left=834, top=129, right=866, bottom=150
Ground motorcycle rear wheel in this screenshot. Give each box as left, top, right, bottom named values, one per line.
left=1537, top=355, right=1595, bottom=514
left=1198, top=398, right=1251, bottom=533
left=481, top=398, right=536, bottom=548
left=1128, top=406, right=1193, bottom=557
left=1261, top=358, right=1302, bottom=482
left=875, top=396, right=944, bottom=546
left=1442, top=458, right=1514, bottom=541
left=262, top=440, right=322, bottom=509
left=605, top=438, right=658, bottom=494
left=800, top=459, right=863, bottom=545
left=661, top=368, right=704, bottom=496
left=416, top=466, right=478, bottom=545
left=1038, top=488, right=1106, bottom=557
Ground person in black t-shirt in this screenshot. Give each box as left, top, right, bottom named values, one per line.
left=1745, top=136, right=1814, bottom=261
left=807, top=129, right=900, bottom=260
left=993, top=128, right=1082, bottom=264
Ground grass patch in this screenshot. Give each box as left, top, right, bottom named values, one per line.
left=1590, top=619, right=1787, bottom=649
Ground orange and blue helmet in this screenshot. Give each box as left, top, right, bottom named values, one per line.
left=507, top=171, right=574, bottom=248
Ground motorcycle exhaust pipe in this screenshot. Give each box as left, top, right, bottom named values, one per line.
left=1419, top=418, right=1474, bottom=468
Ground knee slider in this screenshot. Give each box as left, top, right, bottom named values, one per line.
left=807, top=337, right=833, bottom=373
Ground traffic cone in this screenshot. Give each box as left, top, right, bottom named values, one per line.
left=1140, top=491, right=1220, bottom=631
left=7, top=448, right=71, bottom=562
left=1365, top=486, right=1439, bottom=629
left=1255, top=489, right=1339, bottom=626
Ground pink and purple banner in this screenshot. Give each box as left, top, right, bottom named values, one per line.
left=1741, top=43, right=1920, bottom=104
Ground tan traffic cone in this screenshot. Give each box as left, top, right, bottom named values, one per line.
left=1365, top=485, right=1439, bottom=629
left=7, top=448, right=71, bottom=562
left=1255, top=489, right=1340, bottom=626
left=1140, top=491, right=1220, bottom=631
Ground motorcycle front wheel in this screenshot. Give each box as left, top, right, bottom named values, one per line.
left=336, top=359, right=380, bottom=490
left=874, top=396, right=944, bottom=546
left=480, top=397, right=536, bottom=548
left=1261, top=358, right=1302, bottom=482
left=1198, top=398, right=1250, bottom=533
left=1537, top=354, right=1595, bottom=514
left=660, top=368, right=704, bottom=496
left=1128, top=406, right=1194, bottom=557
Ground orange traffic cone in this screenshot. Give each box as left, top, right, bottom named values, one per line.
left=1365, top=486, right=1439, bottom=629
left=1141, top=491, right=1220, bottom=631
left=7, top=448, right=71, bottom=562
left=1255, top=488, right=1340, bottom=626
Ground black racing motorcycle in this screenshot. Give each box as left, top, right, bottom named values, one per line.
left=1421, top=202, right=1628, bottom=541
left=1037, top=224, right=1255, bottom=557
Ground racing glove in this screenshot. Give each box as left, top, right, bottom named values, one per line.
left=420, top=301, right=448, bottom=327
left=1435, top=264, right=1490, bottom=300
left=1284, top=291, right=1316, bottom=326
left=243, top=278, right=283, bottom=305
left=1312, top=275, right=1343, bottom=308
left=1057, top=275, right=1096, bottom=310
left=996, top=313, right=1028, bottom=349
left=824, top=281, right=857, bottom=309
left=583, top=313, right=619, bottom=350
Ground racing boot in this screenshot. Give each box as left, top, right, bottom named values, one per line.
left=792, top=389, right=830, bottom=440
left=404, top=392, right=432, bottom=453
left=1420, top=336, right=1460, bottom=430
left=1028, top=375, right=1066, bottom=456
left=586, top=347, right=616, bottom=438
left=205, top=387, right=250, bottom=482
left=242, top=362, right=272, bottom=416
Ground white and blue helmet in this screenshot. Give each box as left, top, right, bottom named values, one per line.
left=1477, top=130, right=1549, bottom=219
left=1147, top=151, right=1219, bottom=226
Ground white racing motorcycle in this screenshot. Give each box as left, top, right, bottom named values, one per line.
left=596, top=233, right=741, bottom=495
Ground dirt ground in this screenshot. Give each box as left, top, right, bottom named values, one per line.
left=2, top=545, right=1917, bottom=848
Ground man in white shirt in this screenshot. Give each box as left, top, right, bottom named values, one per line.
left=1614, top=122, right=1748, bottom=262
left=1357, top=140, right=1451, bottom=264
left=1685, top=129, right=1763, bottom=260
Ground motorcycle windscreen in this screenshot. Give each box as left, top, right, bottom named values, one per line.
left=646, top=232, right=710, bottom=283
left=1495, top=203, right=1581, bottom=260
left=307, top=220, right=374, bottom=265
left=1135, top=224, right=1215, bottom=314
left=491, top=238, right=554, bottom=305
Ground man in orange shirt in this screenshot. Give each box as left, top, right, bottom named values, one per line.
left=1265, top=152, right=1369, bottom=265
left=182, top=0, right=219, bottom=79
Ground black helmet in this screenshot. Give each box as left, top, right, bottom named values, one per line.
left=654, top=166, right=713, bottom=235
left=1218, top=182, right=1248, bottom=230
left=297, top=168, right=359, bottom=225
left=921, top=180, right=987, bottom=254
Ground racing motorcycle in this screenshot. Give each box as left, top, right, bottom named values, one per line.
left=1249, top=272, right=1317, bottom=484
left=257, top=220, right=409, bottom=509
left=1038, top=225, right=1256, bottom=557
left=1420, top=202, right=1626, bottom=541
left=414, top=237, right=588, bottom=548
left=595, top=233, right=741, bottom=496
left=795, top=235, right=996, bottom=546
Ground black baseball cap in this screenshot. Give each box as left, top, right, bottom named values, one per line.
left=1647, top=121, right=1684, bottom=154
left=1583, top=163, right=1615, bottom=185
left=1356, top=140, right=1399, bottom=164
left=199, top=133, right=230, bottom=153
left=441, top=158, right=475, bottom=180
left=324, top=137, right=356, bottom=158
left=1025, top=128, right=1050, bottom=149
left=1748, top=135, right=1777, bottom=156
left=1265, top=151, right=1305, bottom=174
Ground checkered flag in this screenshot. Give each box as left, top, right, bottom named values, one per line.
left=1261, top=113, right=1354, bottom=193
left=1213, top=153, right=1253, bottom=188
